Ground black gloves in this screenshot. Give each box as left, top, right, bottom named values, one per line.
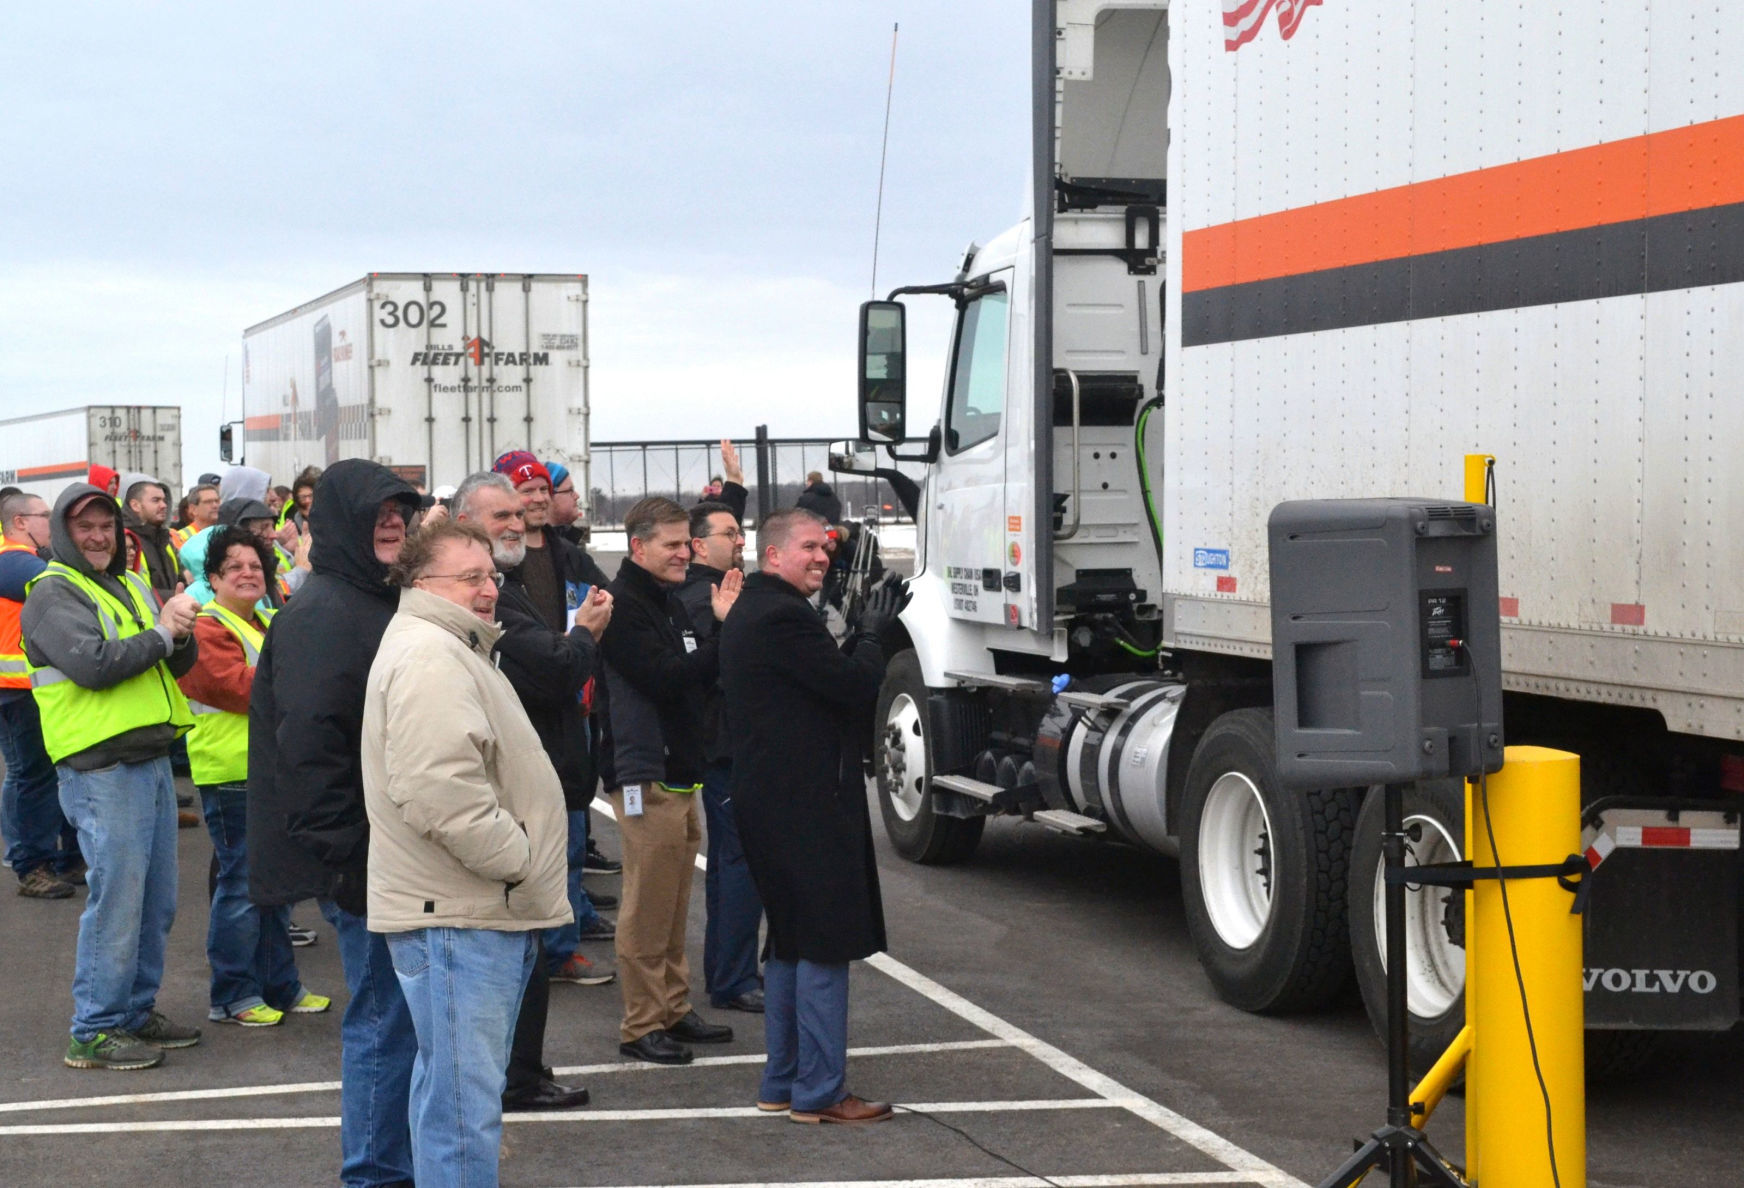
left=856, top=576, right=912, bottom=639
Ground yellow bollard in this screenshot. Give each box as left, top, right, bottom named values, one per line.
left=1464, top=453, right=1495, bottom=505
left=1467, top=746, right=1586, bottom=1188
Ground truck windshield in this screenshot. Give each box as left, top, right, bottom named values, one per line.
left=945, top=288, right=1009, bottom=453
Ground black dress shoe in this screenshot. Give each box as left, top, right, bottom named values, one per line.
left=586, top=891, right=618, bottom=909
left=620, top=1031, right=693, bottom=1065
left=503, top=1077, right=591, bottom=1111
left=666, top=1010, right=733, bottom=1044
left=716, top=989, right=765, bottom=1013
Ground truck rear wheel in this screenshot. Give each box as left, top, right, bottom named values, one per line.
left=1350, top=780, right=1467, bottom=1075
left=874, top=651, right=985, bottom=865
left=1180, top=708, right=1357, bottom=1013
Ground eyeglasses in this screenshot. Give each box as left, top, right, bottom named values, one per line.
left=17, top=512, right=50, bottom=519
left=701, top=529, right=746, bottom=542
left=416, top=570, right=504, bottom=589
left=219, top=563, right=267, bottom=577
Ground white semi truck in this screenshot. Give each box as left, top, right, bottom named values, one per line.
left=840, top=0, right=1744, bottom=1070
left=0, top=405, right=183, bottom=502
left=229, top=273, right=590, bottom=498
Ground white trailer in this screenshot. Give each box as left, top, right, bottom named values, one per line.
left=234, top=273, right=590, bottom=498
left=841, top=0, right=1744, bottom=1072
left=0, top=405, right=183, bottom=502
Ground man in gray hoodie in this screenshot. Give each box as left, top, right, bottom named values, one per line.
left=20, top=483, right=204, bottom=1070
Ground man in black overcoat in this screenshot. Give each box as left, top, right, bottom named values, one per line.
left=718, top=506, right=908, bottom=1125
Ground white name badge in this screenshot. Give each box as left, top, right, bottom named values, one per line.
left=682, top=632, right=698, bottom=654
left=623, top=784, right=644, bottom=817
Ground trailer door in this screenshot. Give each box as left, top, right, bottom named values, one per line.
left=934, top=277, right=1015, bottom=627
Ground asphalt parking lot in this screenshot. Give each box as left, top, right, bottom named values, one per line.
left=3, top=778, right=1742, bottom=1187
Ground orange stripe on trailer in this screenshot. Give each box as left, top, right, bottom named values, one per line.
left=243, top=414, right=284, bottom=430
left=17, top=460, right=89, bottom=480
left=1182, top=113, right=1744, bottom=292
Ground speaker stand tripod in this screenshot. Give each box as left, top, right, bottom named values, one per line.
left=1315, top=784, right=1468, bottom=1188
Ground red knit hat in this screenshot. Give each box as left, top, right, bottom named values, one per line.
left=493, top=450, right=550, bottom=491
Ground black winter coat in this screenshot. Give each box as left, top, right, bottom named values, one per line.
left=247, top=460, right=421, bottom=913
left=495, top=576, right=602, bottom=811
left=597, top=557, right=718, bottom=789
left=719, top=572, right=887, bottom=963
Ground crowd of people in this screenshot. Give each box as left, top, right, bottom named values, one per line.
left=0, top=441, right=909, bottom=1187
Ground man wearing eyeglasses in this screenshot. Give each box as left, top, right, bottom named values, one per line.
left=676, top=498, right=765, bottom=1016
left=248, top=459, right=424, bottom=1187
left=0, top=489, right=82, bottom=900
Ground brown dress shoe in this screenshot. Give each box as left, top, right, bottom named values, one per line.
left=789, top=1095, right=893, bottom=1125
left=177, top=810, right=201, bottom=829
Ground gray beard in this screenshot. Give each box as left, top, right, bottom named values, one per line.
left=494, top=538, right=527, bottom=569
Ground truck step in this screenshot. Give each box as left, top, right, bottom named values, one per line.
left=943, top=670, right=1132, bottom=713
left=1032, top=809, right=1107, bottom=836
left=944, top=670, right=1053, bottom=695
left=931, top=774, right=1003, bottom=803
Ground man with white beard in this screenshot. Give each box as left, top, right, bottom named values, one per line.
left=452, top=472, right=614, bottom=1112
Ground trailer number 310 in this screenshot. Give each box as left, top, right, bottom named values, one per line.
left=377, top=300, right=449, bottom=330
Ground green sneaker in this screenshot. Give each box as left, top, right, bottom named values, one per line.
left=209, top=1003, right=284, bottom=1027
left=133, top=1011, right=201, bottom=1049
left=65, top=1031, right=163, bottom=1070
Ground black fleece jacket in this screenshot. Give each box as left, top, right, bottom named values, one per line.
left=597, top=557, right=718, bottom=790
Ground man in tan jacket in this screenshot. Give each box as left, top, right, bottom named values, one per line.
left=362, top=519, right=570, bottom=1188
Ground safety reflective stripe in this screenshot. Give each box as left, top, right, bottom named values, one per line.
left=27, top=666, right=71, bottom=688
left=0, top=657, right=26, bottom=674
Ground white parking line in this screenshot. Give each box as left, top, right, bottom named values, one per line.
left=596, top=804, right=1309, bottom=1188
left=552, top=1178, right=1300, bottom=1188
left=0, top=1041, right=1011, bottom=1116
left=0, top=1098, right=1117, bottom=1137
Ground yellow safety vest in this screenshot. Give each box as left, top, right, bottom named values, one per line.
left=184, top=603, right=273, bottom=786
left=23, top=563, right=194, bottom=764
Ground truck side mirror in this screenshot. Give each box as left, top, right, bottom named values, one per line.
left=858, top=300, right=907, bottom=444
left=218, top=422, right=237, bottom=463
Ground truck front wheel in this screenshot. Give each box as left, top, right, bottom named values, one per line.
left=874, top=652, right=985, bottom=865
left=1180, top=708, right=1358, bottom=1012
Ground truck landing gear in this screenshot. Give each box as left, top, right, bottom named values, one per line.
left=875, top=652, right=985, bottom=864
left=1180, top=708, right=1359, bottom=1013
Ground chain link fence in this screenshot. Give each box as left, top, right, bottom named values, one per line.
left=587, top=435, right=923, bottom=529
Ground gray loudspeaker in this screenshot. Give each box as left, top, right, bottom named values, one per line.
left=1268, top=498, right=1504, bottom=791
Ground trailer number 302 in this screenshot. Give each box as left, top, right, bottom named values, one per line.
left=377, top=300, right=449, bottom=330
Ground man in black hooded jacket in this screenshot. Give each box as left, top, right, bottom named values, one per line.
left=248, top=459, right=421, bottom=1188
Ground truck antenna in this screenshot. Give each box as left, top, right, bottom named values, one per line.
left=870, top=22, right=899, bottom=299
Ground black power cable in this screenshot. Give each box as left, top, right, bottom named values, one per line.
left=896, top=1106, right=1065, bottom=1188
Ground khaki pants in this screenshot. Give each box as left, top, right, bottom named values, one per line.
left=607, top=784, right=702, bottom=1042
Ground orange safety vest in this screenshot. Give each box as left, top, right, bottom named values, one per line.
left=0, top=539, right=40, bottom=690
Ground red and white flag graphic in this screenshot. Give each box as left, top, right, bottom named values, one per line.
left=1224, top=0, right=1323, bottom=51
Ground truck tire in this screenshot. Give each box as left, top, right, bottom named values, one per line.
left=1180, top=708, right=1358, bottom=1013
left=874, top=651, right=985, bottom=865
left=1350, top=780, right=1468, bottom=1076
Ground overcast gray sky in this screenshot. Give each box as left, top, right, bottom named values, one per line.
left=1, top=2, right=1030, bottom=480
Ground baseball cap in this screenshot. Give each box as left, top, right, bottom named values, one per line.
left=493, top=450, right=550, bottom=491
left=545, top=461, right=570, bottom=490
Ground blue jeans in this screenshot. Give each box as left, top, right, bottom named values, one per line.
left=57, top=757, right=178, bottom=1040
left=702, top=760, right=763, bottom=1003
left=761, top=957, right=850, bottom=1112
left=543, top=808, right=603, bottom=969
left=387, top=927, right=536, bottom=1188
left=321, top=900, right=416, bottom=1188
left=198, top=783, right=301, bottom=1016
left=0, top=694, right=78, bottom=877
